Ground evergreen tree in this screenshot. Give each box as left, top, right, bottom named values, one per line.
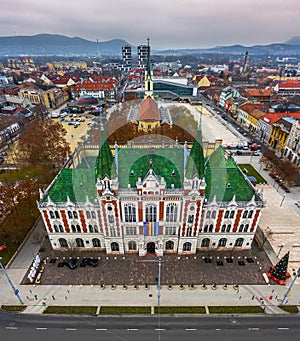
left=270, top=252, right=290, bottom=281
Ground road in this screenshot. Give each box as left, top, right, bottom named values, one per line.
left=0, top=312, right=299, bottom=340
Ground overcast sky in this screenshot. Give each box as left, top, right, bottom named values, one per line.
left=1, top=0, right=299, bottom=49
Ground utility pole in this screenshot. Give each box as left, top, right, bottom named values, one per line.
left=0, top=257, right=24, bottom=305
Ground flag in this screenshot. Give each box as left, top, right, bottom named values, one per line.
left=143, top=222, right=159, bottom=236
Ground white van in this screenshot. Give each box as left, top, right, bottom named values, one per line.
left=51, top=112, right=59, bottom=118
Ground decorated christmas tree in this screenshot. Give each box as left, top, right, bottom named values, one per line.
left=267, top=251, right=291, bottom=285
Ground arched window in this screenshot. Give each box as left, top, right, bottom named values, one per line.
left=211, top=211, right=216, bottom=219
left=92, top=238, right=101, bottom=247
left=73, top=211, right=78, bottom=219
left=108, top=215, right=115, bottom=223
left=88, top=224, right=93, bottom=233
left=218, top=238, right=227, bottom=247
left=230, top=211, right=235, bottom=218
left=71, top=224, right=76, bottom=233
left=186, top=226, right=192, bottom=237
left=91, top=211, right=97, bottom=219
left=76, top=224, right=81, bottom=233
left=124, top=204, right=136, bottom=222
left=86, top=211, right=91, bottom=219
left=94, top=225, right=98, bottom=233
left=166, top=203, right=178, bottom=222
left=59, top=224, right=64, bottom=232
left=128, top=241, right=137, bottom=250
left=206, top=211, right=211, bottom=219
left=221, top=224, right=226, bottom=232
left=235, top=238, right=244, bottom=247
left=67, top=211, right=73, bottom=219
left=226, top=224, right=231, bottom=232
left=183, top=242, right=192, bottom=251
left=76, top=238, right=84, bottom=247
left=209, top=224, right=213, bottom=232
left=55, top=210, right=60, bottom=218
left=248, top=210, right=253, bottom=218
left=59, top=238, right=68, bottom=247
left=224, top=210, right=230, bottom=218
left=239, top=224, right=244, bottom=232
left=49, top=211, right=55, bottom=219
left=165, top=241, right=174, bottom=250
left=54, top=224, right=59, bottom=233
left=244, top=224, right=249, bottom=232
left=111, top=242, right=119, bottom=251
left=243, top=210, right=248, bottom=218
left=203, top=224, right=208, bottom=233
left=201, top=238, right=210, bottom=247
left=146, top=205, right=157, bottom=222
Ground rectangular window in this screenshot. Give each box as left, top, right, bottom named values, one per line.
left=165, top=226, right=177, bottom=235
left=126, top=226, right=137, bottom=235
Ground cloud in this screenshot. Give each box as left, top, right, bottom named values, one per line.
left=1, top=0, right=299, bottom=49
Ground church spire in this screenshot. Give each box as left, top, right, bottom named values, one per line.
left=185, top=110, right=205, bottom=179
left=95, top=115, right=116, bottom=180
left=144, top=38, right=153, bottom=98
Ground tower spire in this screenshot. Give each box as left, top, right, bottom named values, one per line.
left=144, top=38, right=153, bottom=98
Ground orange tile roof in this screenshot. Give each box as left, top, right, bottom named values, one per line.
left=247, top=88, right=274, bottom=97
left=139, top=97, right=160, bottom=121
left=240, top=103, right=264, bottom=113
left=261, top=112, right=300, bottom=124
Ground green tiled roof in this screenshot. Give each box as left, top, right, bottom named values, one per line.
left=118, top=148, right=184, bottom=188
left=204, top=147, right=255, bottom=202
left=185, top=128, right=205, bottom=179
left=46, top=168, right=97, bottom=203
left=95, top=130, right=116, bottom=180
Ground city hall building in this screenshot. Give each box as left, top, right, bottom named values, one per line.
left=38, top=43, right=264, bottom=256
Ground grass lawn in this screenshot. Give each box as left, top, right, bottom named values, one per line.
left=278, top=305, right=299, bottom=314
left=1, top=305, right=27, bottom=312
left=43, top=306, right=97, bottom=314
left=208, top=306, right=264, bottom=314
left=100, top=306, right=151, bottom=314
left=155, top=306, right=206, bottom=314
left=238, top=164, right=267, bottom=184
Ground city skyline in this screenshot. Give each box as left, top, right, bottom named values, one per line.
left=1, top=0, right=299, bottom=50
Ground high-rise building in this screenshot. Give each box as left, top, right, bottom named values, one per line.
left=122, top=45, right=132, bottom=67
left=137, top=42, right=148, bottom=68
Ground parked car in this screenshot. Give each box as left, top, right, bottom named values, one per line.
left=61, top=259, right=77, bottom=269
left=252, top=151, right=260, bottom=156
left=81, top=258, right=98, bottom=267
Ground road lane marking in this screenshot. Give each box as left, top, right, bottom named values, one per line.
left=66, top=328, right=77, bottom=331
left=96, top=328, right=107, bottom=331
left=36, top=328, right=47, bottom=330
left=216, top=329, right=221, bottom=331
left=6, top=327, right=17, bottom=330
left=127, top=329, right=138, bottom=331
left=248, top=328, right=260, bottom=330
left=185, top=329, right=197, bottom=331
left=155, top=328, right=166, bottom=331
left=278, top=328, right=289, bottom=330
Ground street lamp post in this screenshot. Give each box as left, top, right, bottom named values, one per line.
left=0, top=257, right=24, bottom=305
left=280, top=268, right=300, bottom=305
left=280, top=194, right=286, bottom=207
left=158, top=257, right=161, bottom=308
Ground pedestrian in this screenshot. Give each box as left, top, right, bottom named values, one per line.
left=275, top=295, right=278, bottom=299
left=67, top=289, right=69, bottom=294
left=272, top=289, right=274, bottom=293
left=252, top=295, right=255, bottom=300
left=26, top=296, right=29, bottom=300
left=65, top=296, right=67, bottom=300
left=29, top=289, right=32, bottom=293
left=34, top=294, right=38, bottom=300
left=52, top=295, right=55, bottom=300
left=239, top=296, right=242, bottom=300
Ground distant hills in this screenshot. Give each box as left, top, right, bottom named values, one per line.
left=0, top=34, right=132, bottom=56
left=0, top=33, right=300, bottom=57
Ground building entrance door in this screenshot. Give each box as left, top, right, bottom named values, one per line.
left=146, top=242, right=156, bottom=254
